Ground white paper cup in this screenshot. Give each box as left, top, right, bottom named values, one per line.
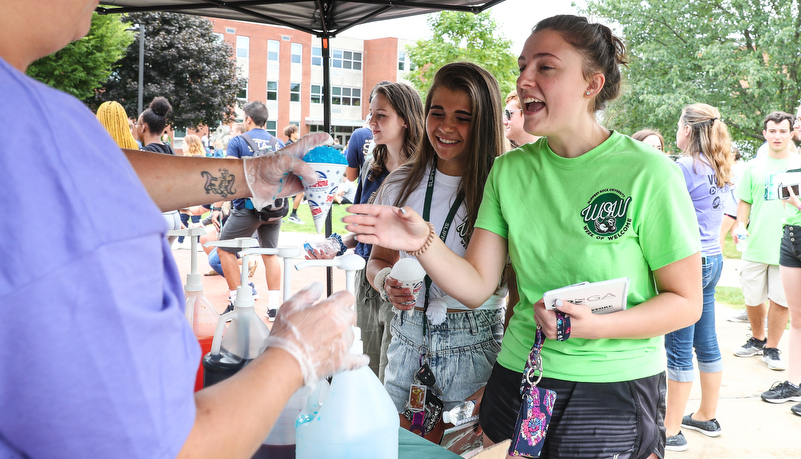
left=304, top=163, right=347, bottom=233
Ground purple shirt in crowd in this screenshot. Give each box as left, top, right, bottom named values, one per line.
left=676, top=155, right=729, bottom=256
left=0, top=57, right=198, bottom=457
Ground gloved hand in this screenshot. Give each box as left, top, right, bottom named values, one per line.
left=243, top=132, right=331, bottom=211
left=265, top=282, right=369, bottom=386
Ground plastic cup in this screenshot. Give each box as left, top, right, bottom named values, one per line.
left=302, top=146, right=348, bottom=234
left=390, top=258, right=426, bottom=305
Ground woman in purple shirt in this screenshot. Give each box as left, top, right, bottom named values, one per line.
left=665, top=103, right=734, bottom=451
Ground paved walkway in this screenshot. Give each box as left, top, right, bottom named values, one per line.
left=172, top=242, right=800, bottom=457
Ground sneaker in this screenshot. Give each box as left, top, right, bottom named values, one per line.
left=267, top=308, right=278, bottom=322
left=733, top=336, right=766, bottom=357
left=761, top=381, right=801, bottom=403
left=249, top=282, right=259, bottom=300
left=665, top=431, right=688, bottom=452
left=762, top=347, right=786, bottom=370
left=681, top=413, right=721, bottom=437
left=792, top=402, right=801, bottom=416
left=287, top=215, right=304, bottom=224
left=727, top=309, right=749, bottom=322
left=223, top=301, right=234, bottom=315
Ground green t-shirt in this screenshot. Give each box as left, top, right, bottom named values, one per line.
left=736, top=156, right=801, bottom=264
left=475, top=132, right=700, bottom=383
left=784, top=204, right=801, bottom=226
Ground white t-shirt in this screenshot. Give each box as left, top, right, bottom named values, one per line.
left=375, top=163, right=506, bottom=311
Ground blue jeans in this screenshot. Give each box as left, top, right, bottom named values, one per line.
left=664, top=253, right=724, bottom=381
left=208, top=247, right=224, bottom=277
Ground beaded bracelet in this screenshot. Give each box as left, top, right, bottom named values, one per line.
left=409, top=222, right=437, bottom=257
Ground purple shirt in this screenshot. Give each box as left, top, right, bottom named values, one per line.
left=0, top=58, right=198, bottom=457
left=676, top=155, right=729, bottom=255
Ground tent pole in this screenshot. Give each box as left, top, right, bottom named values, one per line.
left=321, top=35, right=334, bottom=296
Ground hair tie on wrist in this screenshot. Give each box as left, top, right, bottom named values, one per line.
left=409, top=222, right=436, bottom=257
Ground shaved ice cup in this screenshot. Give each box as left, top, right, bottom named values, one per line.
left=302, top=146, right=348, bottom=233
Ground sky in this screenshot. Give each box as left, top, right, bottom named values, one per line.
left=343, top=0, right=587, bottom=57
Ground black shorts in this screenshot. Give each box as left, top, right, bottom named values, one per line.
left=218, top=208, right=281, bottom=253
left=780, top=225, right=801, bottom=268
left=479, top=363, right=666, bottom=459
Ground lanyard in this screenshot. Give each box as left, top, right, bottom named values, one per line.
left=520, top=312, right=570, bottom=394
left=421, top=156, right=464, bottom=336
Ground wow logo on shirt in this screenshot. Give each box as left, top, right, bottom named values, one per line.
left=581, top=188, right=632, bottom=240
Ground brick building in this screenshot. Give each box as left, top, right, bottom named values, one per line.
left=184, top=18, right=416, bottom=149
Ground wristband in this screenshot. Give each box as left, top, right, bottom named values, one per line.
left=409, top=222, right=437, bottom=257
left=374, top=267, right=392, bottom=302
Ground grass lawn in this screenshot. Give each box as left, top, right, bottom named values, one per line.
left=716, top=286, right=745, bottom=308
left=721, top=231, right=741, bottom=260
left=279, top=202, right=349, bottom=235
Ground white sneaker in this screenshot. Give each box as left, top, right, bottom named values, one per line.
left=727, top=309, right=748, bottom=323
left=762, top=348, right=787, bottom=371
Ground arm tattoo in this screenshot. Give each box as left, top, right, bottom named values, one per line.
left=201, top=168, right=237, bottom=198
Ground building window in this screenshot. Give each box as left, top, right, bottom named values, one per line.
left=268, top=40, right=279, bottom=61
left=266, top=120, right=277, bottom=137
left=282, top=35, right=290, bottom=41
left=291, top=43, right=302, bottom=64
left=238, top=81, right=248, bottom=100
left=312, top=47, right=322, bottom=66
left=311, top=84, right=322, bottom=104
left=398, top=51, right=405, bottom=71
left=236, top=36, right=249, bottom=59
left=213, top=32, right=224, bottom=42
left=267, top=81, right=278, bottom=101
left=331, top=86, right=361, bottom=106
left=225, top=27, right=236, bottom=34
left=290, top=83, right=301, bottom=102
left=320, top=48, right=362, bottom=70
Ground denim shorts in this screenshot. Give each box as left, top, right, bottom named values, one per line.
left=665, top=253, right=724, bottom=380
left=780, top=225, right=801, bottom=268
left=384, top=308, right=503, bottom=412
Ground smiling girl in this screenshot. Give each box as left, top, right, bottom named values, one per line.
left=366, top=62, right=507, bottom=441
left=346, top=15, right=702, bottom=458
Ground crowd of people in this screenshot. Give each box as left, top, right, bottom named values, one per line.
left=5, top=2, right=801, bottom=457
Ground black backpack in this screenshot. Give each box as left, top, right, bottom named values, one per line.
left=240, top=132, right=289, bottom=217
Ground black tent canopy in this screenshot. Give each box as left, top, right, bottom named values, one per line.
left=97, top=0, right=506, bottom=293
left=96, top=1, right=505, bottom=36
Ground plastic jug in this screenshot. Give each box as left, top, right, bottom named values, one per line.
left=294, top=254, right=399, bottom=459
left=202, top=240, right=269, bottom=387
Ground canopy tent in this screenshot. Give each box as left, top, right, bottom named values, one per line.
left=97, top=0, right=506, bottom=293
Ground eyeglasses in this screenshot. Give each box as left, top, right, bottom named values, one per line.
left=504, top=109, right=522, bottom=121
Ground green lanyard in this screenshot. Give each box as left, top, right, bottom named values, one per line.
left=420, top=156, right=464, bottom=336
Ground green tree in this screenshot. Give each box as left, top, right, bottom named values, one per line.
left=92, top=12, right=246, bottom=130
left=584, top=0, right=801, bottom=156
left=405, top=11, right=518, bottom=100
left=27, top=13, right=133, bottom=101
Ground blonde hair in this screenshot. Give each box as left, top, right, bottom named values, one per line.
left=183, top=134, right=204, bottom=156
left=96, top=101, right=139, bottom=150
left=679, top=103, right=733, bottom=187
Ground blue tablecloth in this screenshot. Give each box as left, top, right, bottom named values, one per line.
left=398, top=427, right=462, bottom=459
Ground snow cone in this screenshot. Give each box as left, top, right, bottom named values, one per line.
left=302, top=146, right=348, bottom=233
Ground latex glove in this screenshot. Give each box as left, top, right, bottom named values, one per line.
left=426, top=295, right=447, bottom=325
left=265, top=282, right=368, bottom=386
left=244, top=132, right=331, bottom=210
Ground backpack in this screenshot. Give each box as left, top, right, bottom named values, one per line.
left=240, top=132, right=289, bottom=217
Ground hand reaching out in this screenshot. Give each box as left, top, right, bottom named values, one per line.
left=343, top=204, right=430, bottom=253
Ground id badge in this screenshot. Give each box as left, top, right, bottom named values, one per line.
left=508, top=385, right=557, bottom=458
left=408, top=383, right=427, bottom=412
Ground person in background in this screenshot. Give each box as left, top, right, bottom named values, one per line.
left=96, top=101, right=139, bottom=150
left=284, top=124, right=306, bottom=225
left=720, top=147, right=745, bottom=260
left=503, top=90, right=539, bottom=149
left=177, top=134, right=208, bottom=244
left=632, top=129, right=666, bottom=153
left=136, top=96, right=182, bottom=247
left=663, top=103, right=732, bottom=452
left=732, top=111, right=799, bottom=371
left=217, top=101, right=286, bottom=320
left=345, top=15, right=701, bottom=458
left=0, top=2, right=364, bottom=457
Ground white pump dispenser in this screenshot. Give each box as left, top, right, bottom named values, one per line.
left=167, top=227, right=218, bottom=337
